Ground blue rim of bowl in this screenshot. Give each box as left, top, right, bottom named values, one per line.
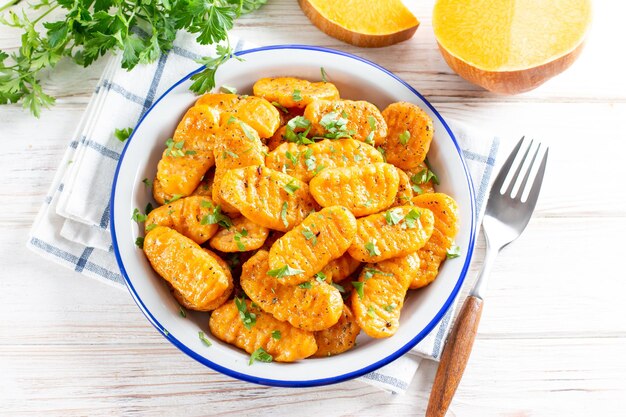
left=110, top=44, right=477, bottom=388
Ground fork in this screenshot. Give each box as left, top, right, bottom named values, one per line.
left=426, top=137, right=549, bottom=417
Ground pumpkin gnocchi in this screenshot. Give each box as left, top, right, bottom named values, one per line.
left=137, top=75, right=462, bottom=364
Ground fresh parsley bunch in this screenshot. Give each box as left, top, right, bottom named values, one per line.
left=0, top=0, right=267, bottom=117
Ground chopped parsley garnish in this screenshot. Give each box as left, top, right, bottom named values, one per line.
left=376, top=146, right=386, bottom=161
left=249, top=347, right=273, bottom=365
left=315, top=272, right=327, bottom=283
left=145, top=223, right=157, bottom=232
left=292, top=89, right=303, bottom=102
left=446, top=245, right=461, bottom=259
left=200, top=201, right=233, bottom=228
left=179, top=306, right=187, bottom=318
left=331, top=282, right=345, bottom=293
left=399, top=130, right=411, bottom=145
left=384, top=208, right=404, bottom=226
left=271, top=330, right=281, bottom=340
left=365, top=115, right=377, bottom=145
left=272, top=101, right=289, bottom=113
left=403, top=209, right=421, bottom=229
left=384, top=304, right=397, bottom=312
left=164, top=194, right=183, bottom=204
left=411, top=169, right=437, bottom=187
left=368, top=115, right=377, bottom=131
left=298, top=282, right=312, bottom=289
left=219, top=84, right=237, bottom=94
left=135, top=237, right=144, bottom=248
left=234, top=228, right=248, bottom=251
left=352, top=281, right=365, bottom=299
left=319, top=111, right=353, bottom=139
left=234, top=296, right=257, bottom=330
left=165, top=138, right=185, bottom=157
left=284, top=116, right=313, bottom=144
left=363, top=267, right=392, bottom=280
left=267, top=264, right=305, bottom=278
left=142, top=178, right=152, bottom=188
left=131, top=208, right=148, bottom=223
left=285, top=151, right=299, bottom=166
left=304, top=148, right=317, bottom=171
left=145, top=202, right=154, bottom=215
left=239, top=121, right=257, bottom=142
left=367, top=305, right=375, bottom=318
left=283, top=180, right=301, bottom=195
left=302, top=227, right=318, bottom=245
left=313, top=164, right=325, bottom=175
left=424, top=158, right=440, bottom=185
left=280, top=202, right=289, bottom=228
left=365, top=240, right=381, bottom=257
left=198, top=331, right=212, bottom=347
left=321, top=67, right=329, bottom=82
left=222, top=149, right=239, bottom=159
left=114, top=127, right=133, bottom=142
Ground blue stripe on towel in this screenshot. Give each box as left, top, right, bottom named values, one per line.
left=361, top=372, right=409, bottom=392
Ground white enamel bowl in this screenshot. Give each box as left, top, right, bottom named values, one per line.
left=111, top=45, right=476, bottom=387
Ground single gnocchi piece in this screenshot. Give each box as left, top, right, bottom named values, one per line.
left=145, top=196, right=220, bottom=244
left=143, top=226, right=230, bottom=310
left=269, top=206, right=357, bottom=285
left=195, top=93, right=281, bottom=138
left=155, top=105, right=220, bottom=197
left=152, top=177, right=175, bottom=206
left=393, top=167, right=414, bottom=206
left=212, top=120, right=267, bottom=213
left=265, top=139, right=384, bottom=183
left=218, top=165, right=318, bottom=232
left=209, top=299, right=318, bottom=362
left=240, top=251, right=343, bottom=331
left=409, top=193, right=460, bottom=289
left=381, top=102, right=434, bottom=170
left=171, top=248, right=233, bottom=311
left=304, top=100, right=387, bottom=145
left=320, top=253, right=361, bottom=283
left=351, top=252, right=420, bottom=338
left=253, top=77, right=341, bottom=109
left=348, top=206, right=435, bottom=263
left=309, top=162, right=400, bottom=217
left=312, top=304, right=360, bottom=357
left=209, top=216, right=269, bottom=252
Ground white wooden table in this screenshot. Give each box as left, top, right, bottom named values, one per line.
left=1, top=1, right=625, bottom=416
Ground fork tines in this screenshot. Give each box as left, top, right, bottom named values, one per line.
left=494, top=137, right=549, bottom=204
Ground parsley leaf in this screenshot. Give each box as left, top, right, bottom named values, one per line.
left=403, top=209, right=421, bottom=229
left=145, top=224, right=157, bottom=232
left=114, top=127, right=133, bottom=142
left=365, top=240, right=381, bottom=257
left=220, top=84, right=237, bottom=94
left=234, top=228, right=248, bottom=251
left=315, top=272, right=327, bottom=283
left=271, top=330, right=281, bottom=340
left=200, top=201, right=233, bottom=228
left=424, top=158, right=440, bottom=185
left=132, top=208, right=148, bottom=223
left=239, top=121, right=257, bottom=142
left=399, top=130, right=411, bottom=145
left=285, top=150, right=299, bottom=166
left=249, top=347, right=273, bottom=365
left=367, top=306, right=375, bottom=318
left=198, top=331, right=212, bottom=347
left=267, top=265, right=304, bottom=278
left=292, top=89, right=303, bottom=102
left=142, top=178, right=153, bottom=188
left=301, top=227, right=317, bottom=245
left=280, top=202, right=289, bottom=228
left=284, top=116, right=313, bottom=144
left=384, top=304, right=397, bottom=312
left=352, top=281, right=365, bottom=299
left=331, top=282, right=345, bottom=293
left=384, top=208, right=404, bottom=226
left=446, top=245, right=461, bottom=259
left=283, top=180, right=301, bottom=195
left=179, top=306, right=187, bottom=318
left=363, top=267, right=392, bottom=280
left=135, top=237, right=145, bottom=249
left=165, top=138, right=186, bottom=157
left=164, top=194, right=183, bottom=204
left=319, top=111, right=353, bottom=139
left=298, top=282, right=312, bottom=289
left=304, top=148, right=317, bottom=171
left=234, top=296, right=257, bottom=330
left=320, top=67, right=329, bottom=82
left=272, top=101, right=289, bottom=113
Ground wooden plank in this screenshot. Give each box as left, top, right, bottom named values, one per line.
left=1, top=338, right=623, bottom=416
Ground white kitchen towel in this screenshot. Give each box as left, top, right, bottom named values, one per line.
left=27, top=35, right=500, bottom=394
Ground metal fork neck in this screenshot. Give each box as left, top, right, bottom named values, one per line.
left=470, top=239, right=500, bottom=300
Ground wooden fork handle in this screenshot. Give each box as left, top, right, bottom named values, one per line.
left=426, top=296, right=484, bottom=417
